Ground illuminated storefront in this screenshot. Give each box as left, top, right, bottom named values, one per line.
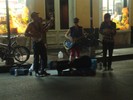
left=101, top=0, right=130, bottom=30
left=100, top=0, right=131, bottom=47
left=0, top=0, right=29, bottom=35
left=0, top=0, right=132, bottom=47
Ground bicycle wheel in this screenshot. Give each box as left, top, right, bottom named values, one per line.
left=13, top=46, right=30, bottom=63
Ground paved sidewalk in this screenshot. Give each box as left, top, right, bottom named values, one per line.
left=0, top=59, right=133, bottom=100
left=30, top=47, right=133, bottom=62
left=0, top=47, right=133, bottom=73
left=0, top=47, right=133, bottom=100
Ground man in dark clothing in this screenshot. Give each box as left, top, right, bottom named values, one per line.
left=100, top=13, right=116, bottom=71
left=25, top=12, right=51, bottom=77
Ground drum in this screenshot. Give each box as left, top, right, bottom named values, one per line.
left=63, top=40, right=73, bottom=50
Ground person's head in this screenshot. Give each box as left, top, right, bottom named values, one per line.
left=104, top=13, right=111, bottom=22
left=31, top=12, right=39, bottom=21
left=73, top=17, right=79, bottom=25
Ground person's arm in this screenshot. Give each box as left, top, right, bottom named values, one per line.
left=100, top=22, right=110, bottom=35
left=42, top=23, right=51, bottom=33
left=65, top=29, right=71, bottom=40
left=99, top=22, right=104, bottom=35
left=25, top=24, right=33, bottom=37
left=112, top=23, right=116, bottom=36
left=25, top=24, right=41, bottom=38
left=81, top=27, right=84, bottom=37
left=42, top=17, right=54, bottom=33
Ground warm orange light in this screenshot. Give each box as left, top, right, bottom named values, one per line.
left=0, top=0, right=29, bottom=35
left=112, top=7, right=129, bottom=30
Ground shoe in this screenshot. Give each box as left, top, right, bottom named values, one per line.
left=35, top=73, right=41, bottom=77
left=57, top=70, right=62, bottom=76
left=69, top=68, right=74, bottom=71
left=108, top=68, right=113, bottom=71
left=103, top=68, right=107, bottom=71
left=41, top=71, right=50, bottom=76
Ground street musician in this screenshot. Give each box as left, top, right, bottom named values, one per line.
left=25, top=12, right=53, bottom=77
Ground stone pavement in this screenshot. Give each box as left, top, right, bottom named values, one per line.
left=1, top=47, right=133, bottom=65
left=0, top=59, right=133, bottom=100
left=0, top=47, right=133, bottom=100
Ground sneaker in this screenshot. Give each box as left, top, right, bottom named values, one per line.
left=103, top=68, right=107, bottom=71
left=57, top=70, right=62, bottom=76
left=108, top=68, right=113, bottom=71
left=35, top=73, right=41, bottom=77
left=41, top=71, right=50, bottom=76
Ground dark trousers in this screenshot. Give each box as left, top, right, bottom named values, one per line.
left=33, top=41, right=47, bottom=73
left=102, top=41, right=114, bottom=69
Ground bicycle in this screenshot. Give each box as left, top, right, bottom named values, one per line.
left=0, top=36, right=30, bottom=65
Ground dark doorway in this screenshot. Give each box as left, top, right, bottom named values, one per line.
left=60, top=0, right=69, bottom=29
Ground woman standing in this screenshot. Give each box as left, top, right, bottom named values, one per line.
left=100, top=13, right=116, bottom=71
left=65, top=18, right=84, bottom=62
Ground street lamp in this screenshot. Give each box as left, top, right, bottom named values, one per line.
left=90, top=0, right=93, bottom=28
left=5, top=0, right=11, bottom=50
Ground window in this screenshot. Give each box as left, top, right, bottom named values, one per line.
left=45, top=0, right=71, bottom=30
left=60, top=0, right=69, bottom=29
left=102, top=0, right=129, bottom=30
left=0, top=0, right=28, bottom=35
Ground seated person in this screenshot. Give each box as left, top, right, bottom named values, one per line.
left=49, top=55, right=93, bottom=76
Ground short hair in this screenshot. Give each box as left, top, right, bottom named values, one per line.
left=31, top=12, right=39, bottom=18
left=104, top=13, right=111, bottom=20
left=73, top=17, right=79, bottom=23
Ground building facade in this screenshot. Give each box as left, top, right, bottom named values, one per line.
left=29, top=0, right=133, bottom=47
left=0, top=0, right=133, bottom=48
